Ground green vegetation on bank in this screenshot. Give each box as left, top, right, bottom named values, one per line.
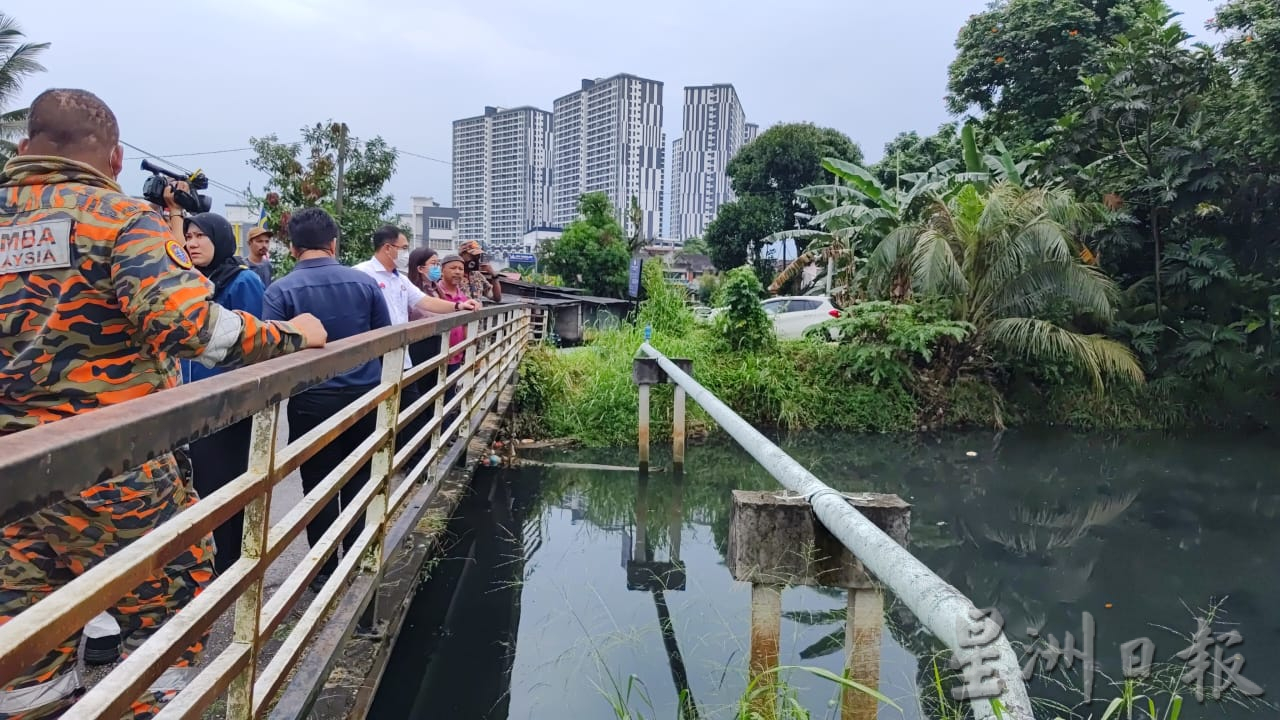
left=513, top=258, right=1199, bottom=447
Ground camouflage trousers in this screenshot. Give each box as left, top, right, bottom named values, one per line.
left=0, top=452, right=215, bottom=719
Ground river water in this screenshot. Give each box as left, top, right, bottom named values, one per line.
left=370, top=429, right=1279, bottom=719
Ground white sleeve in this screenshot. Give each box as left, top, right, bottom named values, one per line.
left=402, top=275, right=426, bottom=306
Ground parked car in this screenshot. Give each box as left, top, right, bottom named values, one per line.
left=696, top=296, right=841, bottom=340
left=761, top=296, right=841, bottom=339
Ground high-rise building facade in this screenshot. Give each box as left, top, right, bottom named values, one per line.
left=667, top=138, right=683, bottom=239
left=451, top=105, right=553, bottom=253
left=551, top=74, right=665, bottom=240
left=673, top=84, right=752, bottom=241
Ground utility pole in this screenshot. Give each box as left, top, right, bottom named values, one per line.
left=334, top=122, right=350, bottom=227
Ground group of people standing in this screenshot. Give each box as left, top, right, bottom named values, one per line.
left=0, top=85, right=507, bottom=719
left=178, top=213, right=499, bottom=587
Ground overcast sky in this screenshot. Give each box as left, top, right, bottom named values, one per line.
left=8, top=0, right=1218, bottom=217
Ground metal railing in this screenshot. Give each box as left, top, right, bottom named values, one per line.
left=0, top=304, right=532, bottom=719
left=637, top=342, right=1034, bottom=720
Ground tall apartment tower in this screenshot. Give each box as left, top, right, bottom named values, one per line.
left=673, top=84, right=751, bottom=242
left=667, top=138, right=683, bottom=239
left=451, top=105, right=553, bottom=253
left=551, top=74, right=665, bottom=240
left=744, top=122, right=760, bottom=145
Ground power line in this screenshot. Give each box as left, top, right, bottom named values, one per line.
left=122, top=140, right=306, bottom=162
left=121, top=139, right=453, bottom=205
left=121, top=141, right=252, bottom=202
left=396, top=148, right=451, bottom=165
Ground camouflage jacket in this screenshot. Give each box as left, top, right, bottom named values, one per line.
left=0, top=156, right=307, bottom=434
left=464, top=269, right=495, bottom=301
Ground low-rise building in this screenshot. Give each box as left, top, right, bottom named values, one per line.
left=398, top=196, right=459, bottom=253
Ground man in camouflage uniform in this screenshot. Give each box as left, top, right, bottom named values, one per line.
left=456, top=239, right=502, bottom=303
left=0, top=88, right=327, bottom=719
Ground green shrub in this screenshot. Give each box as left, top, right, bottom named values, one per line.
left=714, top=266, right=774, bottom=352
left=804, top=301, right=973, bottom=387
left=636, top=258, right=693, bottom=338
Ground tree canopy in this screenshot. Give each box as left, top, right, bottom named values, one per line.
left=727, top=122, right=863, bottom=232
left=539, top=192, right=631, bottom=298
left=247, top=121, right=400, bottom=267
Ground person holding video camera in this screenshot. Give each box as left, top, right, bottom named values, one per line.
left=456, top=239, right=502, bottom=303
left=0, top=88, right=327, bottom=720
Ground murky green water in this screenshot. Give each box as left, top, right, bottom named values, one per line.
left=370, top=429, right=1280, bottom=719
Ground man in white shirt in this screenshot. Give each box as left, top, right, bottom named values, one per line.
left=354, top=225, right=479, bottom=462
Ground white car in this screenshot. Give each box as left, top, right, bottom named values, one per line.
left=761, top=296, right=842, bottom=339
left=698, top=296, right=842, bottom=339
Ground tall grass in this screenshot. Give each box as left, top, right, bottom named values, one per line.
left=513, top=260, right=1186, bottom=446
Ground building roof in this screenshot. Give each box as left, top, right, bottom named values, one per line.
left=673, top=253, right=714, bottom=272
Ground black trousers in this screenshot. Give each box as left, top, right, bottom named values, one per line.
left=188, top=416, right=253, bottom=575
left=287, top=386, right=377, bottom=580
left=402, top=337, right=446, bottom=463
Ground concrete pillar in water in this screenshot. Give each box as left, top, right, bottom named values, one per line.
left=726, top=490, right=911, bottom=720
left=638, top=384, right=650, bottom=471
left=632, top=356, right=691, bottom=472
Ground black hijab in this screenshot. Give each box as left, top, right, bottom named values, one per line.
left=185, top=213, right=245, bottom=295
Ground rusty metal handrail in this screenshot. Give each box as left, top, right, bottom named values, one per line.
left=638, top=341, right=1034, bottom=720
left=0, top=303, right=520, bottom=526
left=0, top=304, right=532, bottom=719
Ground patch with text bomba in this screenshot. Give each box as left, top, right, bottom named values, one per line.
left=166, top=239, right=194, bottom=270
left=0, top=218, right=73, bottom=273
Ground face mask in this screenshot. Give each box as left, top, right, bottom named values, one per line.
left=395, top=248, right=410, bottom=272
left=427, top=265, right=442, bottom=282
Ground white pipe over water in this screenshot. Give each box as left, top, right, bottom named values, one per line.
left=639, top=342, right=1034, bottom=720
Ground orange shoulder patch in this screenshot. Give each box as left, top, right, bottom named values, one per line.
left=165, top=239, right=193, bottom=270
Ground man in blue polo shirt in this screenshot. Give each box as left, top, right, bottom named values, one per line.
left=263, top=207, right=391, bottom=590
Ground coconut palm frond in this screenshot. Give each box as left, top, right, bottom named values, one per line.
left=911, top=227, right=966, bottom=297
left=992, top=260, right=1120, bottom=322
left=987, top=317, right=1145, bottom=391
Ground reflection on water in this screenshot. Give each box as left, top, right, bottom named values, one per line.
left=371, top=429, right=1280, bottom=719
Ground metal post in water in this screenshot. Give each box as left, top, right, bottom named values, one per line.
left=841, top=588, right=883, bottom=720
left=749, top=583, right=782, bottom=719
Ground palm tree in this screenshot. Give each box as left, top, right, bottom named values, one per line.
left=0, top=13, right=50, bottom=164
left=865, top=181, right=1144, bottom=391
left=763, top=158, right=956, bottom=304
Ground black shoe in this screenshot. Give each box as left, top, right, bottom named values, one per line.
left=84, top=632, right=121, bottom=665
left=308, top=572, right=331, bottom=594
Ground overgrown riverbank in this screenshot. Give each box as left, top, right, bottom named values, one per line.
left=510, top=264, right=1267, bottom=447
left=512, top=323, right=1197, bottom=447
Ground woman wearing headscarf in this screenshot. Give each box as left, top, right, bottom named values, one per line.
left=179, top=212, right=266, bottom=575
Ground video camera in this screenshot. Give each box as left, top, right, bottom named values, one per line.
left=140, top=159, right=212, bottom=214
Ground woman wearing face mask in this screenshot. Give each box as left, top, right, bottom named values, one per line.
left=179, top=212, right=266, bottom=576
left=406, top=248, right=444, bottom=402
